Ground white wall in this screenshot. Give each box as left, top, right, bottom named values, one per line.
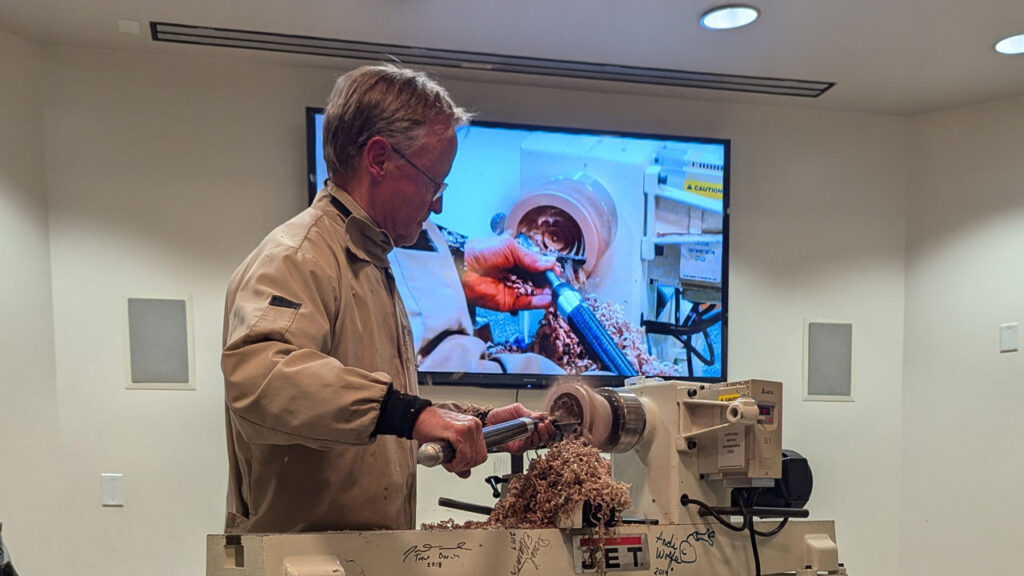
left=42, top=47, right=335, bottom=576
left=901, top=96, right=1024, bottom=575
left=8, top=44, right=909, bottom=575
left=0, top=30, right=61, bottom=576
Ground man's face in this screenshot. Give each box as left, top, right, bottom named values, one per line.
left=379, top=127, right=457, bottom=247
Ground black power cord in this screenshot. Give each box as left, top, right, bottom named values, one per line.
left=680, top=492, right=791, bottom=576
left=679, top=494, right=748, bottom=532
left=738, top=495, right=761, bottom=576
left=754, top=517, right=789, bottom=537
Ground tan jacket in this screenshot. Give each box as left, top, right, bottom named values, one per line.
left=222, top=184, right=420, bottom=533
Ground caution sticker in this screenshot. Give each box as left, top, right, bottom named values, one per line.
left=717, top=393, right=740, bottom=402
left=683, top=179, right=723, bottom=200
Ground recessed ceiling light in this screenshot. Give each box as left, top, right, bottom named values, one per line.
left=995, top=33, right=1024, bottom=55
left=700, top=5, right=760, bottom=30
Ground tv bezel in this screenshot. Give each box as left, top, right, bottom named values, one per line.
left=306, top=107, right=730, bottom=388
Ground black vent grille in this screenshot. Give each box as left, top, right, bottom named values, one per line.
left=151, top=22, right=834, bottom=98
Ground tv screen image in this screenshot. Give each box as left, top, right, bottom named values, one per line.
left=308, top=111, right=728, bottom=386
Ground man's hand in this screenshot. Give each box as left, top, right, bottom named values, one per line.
left=462, top=235, right=558, bottom=312
left=412, top=406, right=486, bottom=478
left=486, top=403, right=556, bottom=455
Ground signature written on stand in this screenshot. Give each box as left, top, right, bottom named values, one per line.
left=508, top=531, right=551, bottom=575
left=403, top=541, right=472, bottom=568
left=653, top=529, right=716, bottom=575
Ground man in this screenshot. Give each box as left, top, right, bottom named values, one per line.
left=222, top=64, right=555, bottom=533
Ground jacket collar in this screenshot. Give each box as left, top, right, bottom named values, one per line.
left=322, top=182, right=395, bottom=268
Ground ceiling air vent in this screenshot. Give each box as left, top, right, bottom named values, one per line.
left=150, top=22, right=834, bottom=98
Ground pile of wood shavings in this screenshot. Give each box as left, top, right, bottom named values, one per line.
left=586, top=296, right=685, bottom=377
left=421, top=438, right=630, bottom=531
left=490, top=438, right=631, bottom=529
left=420, top=517, right=490, bottom=530
left=531, top=306, right=595, bottom=374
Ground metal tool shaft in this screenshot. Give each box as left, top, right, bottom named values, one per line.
left=417, top=417, right=538, bottom=468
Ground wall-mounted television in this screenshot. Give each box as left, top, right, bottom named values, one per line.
left=307, top=108, right=728, bottom=387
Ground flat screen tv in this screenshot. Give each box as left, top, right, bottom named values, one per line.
left=307, top=108, right=728, bottom=387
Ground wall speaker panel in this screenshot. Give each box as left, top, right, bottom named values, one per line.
left=804, top=321, right=853, bottom=401
left=126, top=297, right=193, bottom=389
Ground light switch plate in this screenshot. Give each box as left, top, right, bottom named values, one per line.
left=1000, top=323, right=1019, bottom=353
left=101, top=473, right=124, bottom=507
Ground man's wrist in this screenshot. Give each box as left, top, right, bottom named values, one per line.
left=374, top=385, right=433, bottom=439
left=474, top=410, right=491, bottom=427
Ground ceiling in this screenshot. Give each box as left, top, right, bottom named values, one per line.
left=3, top=0, right=1024, bottom=116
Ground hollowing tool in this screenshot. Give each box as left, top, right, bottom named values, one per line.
left=515, top=234, right=638, bottom=377
left=417, top=417, right=579, bottom=467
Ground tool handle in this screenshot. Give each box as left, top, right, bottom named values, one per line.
left=565, top=301, right=639, bottom=377
left=417, top=441, right=456, bottom=468
left=417, top=417, right=538, bottom=468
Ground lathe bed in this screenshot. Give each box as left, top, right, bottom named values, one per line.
left=208, top=520, right=843, bottom=576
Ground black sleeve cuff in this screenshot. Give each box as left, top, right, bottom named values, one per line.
left=475, top=410, right=491, bottom=427
left=374, top=384, right=433, bottom=439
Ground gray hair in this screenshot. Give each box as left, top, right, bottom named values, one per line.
left=323, top=64, right=472, bottom=185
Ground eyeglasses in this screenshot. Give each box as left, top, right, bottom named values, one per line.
left=390, top=145, right=447, bottom=202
